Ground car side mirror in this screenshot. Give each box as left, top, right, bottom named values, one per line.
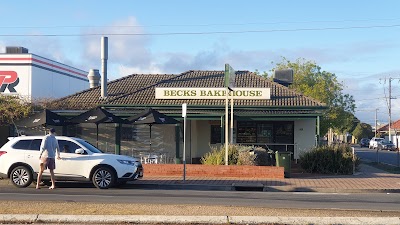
left=75, top=148, right=85, bottom=154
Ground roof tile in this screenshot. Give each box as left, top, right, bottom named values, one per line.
left=53, top=70, right=325, bottom=110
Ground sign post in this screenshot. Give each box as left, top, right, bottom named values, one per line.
left=182, top=103, right=187, bottom=181
left=224, top=64, right=235, bottom=165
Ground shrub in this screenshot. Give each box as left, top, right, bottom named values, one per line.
left=253, top=147, right=272, bottom=166
left=299, top=144, right=360, bottom=174
left=201, top=144, right=270, bottom=166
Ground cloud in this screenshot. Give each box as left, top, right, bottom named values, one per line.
left=81, top=17, right=152, bottom=71
left=117, top=64, right=164, bottom=77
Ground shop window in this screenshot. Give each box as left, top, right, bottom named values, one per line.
left=257, top=123, right=273, bottom=143
left=274, top=122, right=294, bottom=143
left=121, top=126, right=137, bottom=141
left=210, top=125, right=221, bottom=144
left=237, top=122, right=257, bottom=143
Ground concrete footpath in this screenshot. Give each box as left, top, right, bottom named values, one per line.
left=131, top=163, right=400, bottom=193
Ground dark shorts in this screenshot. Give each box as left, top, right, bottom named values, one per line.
left=44, top=158, right=56, bottom=170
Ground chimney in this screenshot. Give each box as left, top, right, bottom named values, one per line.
left=273, top=69, right=293, bottom=87
left=101, top=36, right=108, bottom=99
left=87, top=69, right=101, bottom=88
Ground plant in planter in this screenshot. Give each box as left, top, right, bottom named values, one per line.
left=299, top=144, right=360, bottom=174
left=201, top=144, right=270, bottom=166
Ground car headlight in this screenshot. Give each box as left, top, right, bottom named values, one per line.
left=117, top=159, right=136, bottom=166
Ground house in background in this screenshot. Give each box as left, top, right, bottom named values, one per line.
left=376, top=119, right=400, bottom=148
left=43, top=70, right=326, bottom=164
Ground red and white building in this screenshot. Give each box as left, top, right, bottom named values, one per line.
left=0, top=46, right=89, bottom=101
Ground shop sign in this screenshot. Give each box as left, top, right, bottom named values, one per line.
left=155, top=87, right=270, bottom=100
left=0, top=71, right=19, bottom=93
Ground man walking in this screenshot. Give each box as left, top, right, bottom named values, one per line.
left=36, top=128, right=61, bottom=189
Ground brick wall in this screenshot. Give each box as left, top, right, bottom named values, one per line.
left=142, top=164, right=284, bottom=179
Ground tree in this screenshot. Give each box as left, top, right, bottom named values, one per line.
left=352, top=123, right=374, bottom=141
left=0, top=95, right=32, bottom=126
left=265, top=57, right=356, bottom=136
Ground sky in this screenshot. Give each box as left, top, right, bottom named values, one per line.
left=1, top=0, right=400, bottom=127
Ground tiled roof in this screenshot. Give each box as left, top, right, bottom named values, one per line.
left=54, top=70, right=325, bottom=110
left=377, top=119, right=400, bottom=132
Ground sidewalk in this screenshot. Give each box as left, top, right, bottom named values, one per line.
left=131, top=163, right=400, bottom=193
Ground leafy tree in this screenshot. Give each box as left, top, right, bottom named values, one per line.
left=264, top=57, right=356, bottom=135
left=0, top=95, right=32, bottom=126
left=352, top=123, right=374, bottom=141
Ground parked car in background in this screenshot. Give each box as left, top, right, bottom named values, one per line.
left=359, top=138, right=370, bottom=148
left=0, top=136, right=143, bottom=189
left=377, top=140, right=396, bottom=151
left=369, top=137, right=384, bottom=149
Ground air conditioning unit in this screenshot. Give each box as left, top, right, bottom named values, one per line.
left=6, top=46, right=29, bottom=54
left=273, top=69, right=293, bottom=87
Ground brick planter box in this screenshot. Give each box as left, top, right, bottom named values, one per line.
left=142, top=164, right=284, bottom=179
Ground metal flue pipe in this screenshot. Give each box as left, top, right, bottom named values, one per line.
left=101, top=36, right=108, bottom=98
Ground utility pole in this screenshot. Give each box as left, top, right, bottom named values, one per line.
left=380, top=77, right=400, bottom=141
left=375, top=108, right=378, bottom=137
left=389, top=78, right=392, bottom=141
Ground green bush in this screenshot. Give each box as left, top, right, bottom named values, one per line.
left=201, top=144, right=270, bottom=166
left=299, top=144, right=360, bottom=174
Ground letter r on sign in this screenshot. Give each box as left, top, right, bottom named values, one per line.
left=0, top=71, right=18, bottom=86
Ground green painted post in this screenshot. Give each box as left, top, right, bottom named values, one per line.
left=115, top=123, right=121, bottom=155
left=175, top=124, right=181, bottom=163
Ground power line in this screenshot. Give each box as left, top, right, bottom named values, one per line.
left=2, top=17, right=400, bottom=29
left=1, top=24, right=400, bottom=37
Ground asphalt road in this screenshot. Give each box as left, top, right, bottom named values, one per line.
left=0, top=182, right=399, bottom=211
left=355, top=146, right=400, bottom=166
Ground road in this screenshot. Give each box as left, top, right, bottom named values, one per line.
left=0, top=183, right=399, bottom=211
left=355, top=146, right=400, bottom=166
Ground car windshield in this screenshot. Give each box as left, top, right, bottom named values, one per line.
left=381, top=140, right=393, bottom=144
left=75, top=139, right=104, bottom=153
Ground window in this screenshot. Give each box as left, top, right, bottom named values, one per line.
left=210, top=125, right=222, bottom=144
left=274, top=122, right=294, bottom=143
left=257, top=123, right=273, bottom=143
left=12, top=140, right=32, bottom=150
left=12, top=139, right=42, bottom=151
left=121, top=126, right=137, bottom=141
left=236, top=121, right=294, bottom=147
left=58, top=140, right=81, bottom=153
left=29, top=139, right=42, bottom=151
left=237, top=122, right=257, bottom=143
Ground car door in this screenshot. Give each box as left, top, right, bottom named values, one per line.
left=23, top=139, right=49, bottom=175
left=55, top=140, right=91, bottom=179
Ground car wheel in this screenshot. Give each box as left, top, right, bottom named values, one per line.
left=10, top=166, right=33, bottom=188
left=92, top=167, right=115, bottom=189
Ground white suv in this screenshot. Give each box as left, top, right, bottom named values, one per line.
left=0, top=136, right=143, bottom=189
left=369, top=137, right=384, bottom=149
